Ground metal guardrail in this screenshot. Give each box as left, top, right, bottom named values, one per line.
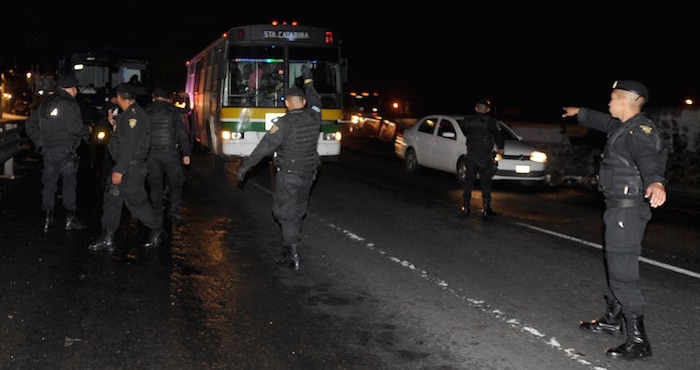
left=0, top=123, right=24, bottom=177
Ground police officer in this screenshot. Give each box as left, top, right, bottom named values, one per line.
left=460, top=98, right=504, bottom=219
left=25, top=74, right=90, bottom=232
left=145, top=87, right=191, bottom=225
left=562, top=80, right=667, bottom=360
left=88, top=83, right=167, bottom=252
left=236, top=65, right=321, bottom=271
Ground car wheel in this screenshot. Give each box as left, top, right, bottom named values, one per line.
left=404, top=147, right=418, bottom=174
left=456, top=156, right=467, bottom=184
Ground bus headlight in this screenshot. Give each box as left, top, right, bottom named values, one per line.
left=223, top=131, right=245, bottom=140
left=324, top=132, right=342, bottom=141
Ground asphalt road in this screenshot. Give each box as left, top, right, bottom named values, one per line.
left=1, top=136, right=699, bottom=370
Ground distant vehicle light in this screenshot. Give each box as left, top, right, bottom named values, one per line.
left=96, top=131, right=107, bottom=141
left=222, top=131, right=232, bottom=140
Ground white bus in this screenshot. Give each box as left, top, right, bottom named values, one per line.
left=185, top=22, right=345, bottom=165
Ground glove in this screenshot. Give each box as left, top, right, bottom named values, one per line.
left=301, top=64, right=313, bottom=81
left=236, top=164, right=248, bottom=182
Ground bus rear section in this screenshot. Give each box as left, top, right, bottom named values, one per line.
left=185, top=23, right=344, bottom=163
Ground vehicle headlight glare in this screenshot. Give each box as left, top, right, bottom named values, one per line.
left=324, top=132, right=342, bottom=141
left=530, top=151, right=547, bottom=163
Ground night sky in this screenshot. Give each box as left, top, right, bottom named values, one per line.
left=3, top=4, right=699, bottom=122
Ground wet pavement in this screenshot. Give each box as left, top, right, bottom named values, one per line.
left=0, top=150, right=420, bottom=369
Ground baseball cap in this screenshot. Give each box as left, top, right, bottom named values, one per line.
left=116, top=83, right=136, bottom=99
left=57, top=75, right=78, bottom=88
left=476, top=98, right=492, bottom=109
left=285, top=86, right=306, bottom=99
left=152, top=87, right=169, bottom=99
left=612, top=80, right=649, bottom=101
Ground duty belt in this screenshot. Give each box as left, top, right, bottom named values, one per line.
left=605, top=198, right=646, bottom=208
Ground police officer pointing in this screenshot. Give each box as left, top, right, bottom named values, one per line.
left=25, top=74, right=90, bottom=232
left=562, top=80, right=667, bottom=360
left=88, top=83, right=167, bottom=252
left=236, top=65, right=321, bottom=271
left=145, top=87, right=192, bottom=225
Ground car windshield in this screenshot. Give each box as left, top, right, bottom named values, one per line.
left=456, top=117, right=519, bottom=141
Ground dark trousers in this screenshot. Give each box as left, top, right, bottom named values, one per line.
left=602, top=204, right=652, bottom=316
left=272, top=170, right=316, bottom=247
left=101, top=161, right=161, bottom=233
left=463, top=154, right=495, bottom=202
left=41, top=150, right=78, bottom=211
left=147, top=149, right=185, bottom=215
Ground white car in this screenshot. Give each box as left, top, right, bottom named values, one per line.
left=394, top=114, right=548, bottom=184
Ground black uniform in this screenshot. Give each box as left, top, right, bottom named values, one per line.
left=25, top=88, right=89, bottom=228
left=100, top=102, right=161, bottom=234
left=145, top=99, right=192, bottom=221
left=238, top=80, right=321, bottom=269
left=461, top=112, right=504, bottom=214
left=577, top=108, right=666, bottom=317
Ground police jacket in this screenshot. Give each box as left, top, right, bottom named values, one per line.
left=25, top=89, right=89, bottom=153
left=577, top=108, right=666, bottom=201
left=108, top=102, right=151, bottom=174
left=145, top=100, right=192, bottom=156
left=462, top=113, right=505, bottom=157
left=241, top=82, right=322, bottom=174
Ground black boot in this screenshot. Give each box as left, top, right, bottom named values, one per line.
left=143, top=228, right=168, bottom=248
left=482, top=198, right=497, bottom=218
left=288, top=244, right=300, bottom=271
left=65, top=211, right=88, bottom=231
left=579, top=297, right=623, bottom=334
left=168, top=208, right=187, bottom=225
left=276, top=245, right=291, bottom=265
left=88, top=229, right=115, bottom=252
left=606, top=314, right=652, bottom=360
left=43, top=209, right=55, bottom=233
left=460, top=201, right=471, bottom=218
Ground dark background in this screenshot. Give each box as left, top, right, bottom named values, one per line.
left=3, top=4, right=699, bottom=121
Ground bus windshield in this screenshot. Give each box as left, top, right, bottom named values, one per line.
left=227, top=46, right=341, bottom=109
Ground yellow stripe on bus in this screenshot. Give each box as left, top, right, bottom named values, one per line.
left=220, top=107, right=342, bottom=121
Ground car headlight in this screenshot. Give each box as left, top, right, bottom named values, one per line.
left=530, top=151, right=547, bottom=163
left=96, top=130, right=107, bottom=141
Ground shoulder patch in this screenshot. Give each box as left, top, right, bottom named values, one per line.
left=639, top=124, right=653, bottom=135
left=129, top=118, right=138, bottom=128
left=269, top=124, right=279, bottom=134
